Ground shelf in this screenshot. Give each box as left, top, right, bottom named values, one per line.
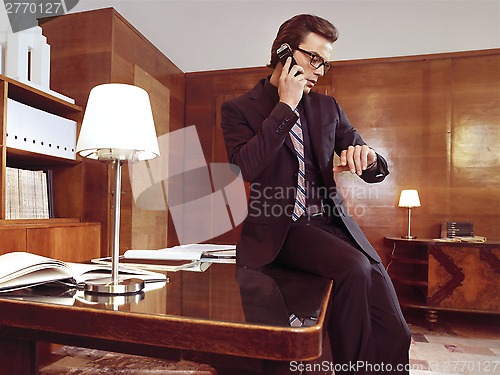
left=0, top=218, right=85, bottom=227
left=1, top=74, right=82, bottom=117
left=6, top=147, right=80, bottom=169
left=390, top=275, right=428, bottom=287
left=0, top=76, right=84, bottom=224
left=389, top=255, right=428, bottom=265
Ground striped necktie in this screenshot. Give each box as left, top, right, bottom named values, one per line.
left=290, top=109, right=306, bottom=221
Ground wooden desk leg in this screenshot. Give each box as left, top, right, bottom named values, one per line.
left=0, top=336, right=37, bottom=375
left=425, top=309, right=438, bottom=331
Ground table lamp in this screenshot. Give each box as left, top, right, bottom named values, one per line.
left=76, top=83, right=160, bottom=294
left=398, top=189, right=421, bottom=239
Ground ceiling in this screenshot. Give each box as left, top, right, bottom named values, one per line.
left=70, top=0, right=499, bottom=73
left=2, top=1, right=499, bottom=73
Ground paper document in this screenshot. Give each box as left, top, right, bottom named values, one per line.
left=124, top=244, right=236, bottom=263
left=91, top=257, right=212, bottom=273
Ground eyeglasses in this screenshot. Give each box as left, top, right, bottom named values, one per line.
left=296, top=47, right=332, bottom=73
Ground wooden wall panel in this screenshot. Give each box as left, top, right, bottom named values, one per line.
left=109, top=12, right=185, bottom=250
left=27, top=224, right=101, bottom=262
left=40, top=8, right=186, bottom=254
left=39, top=10, right=117, bottom=256
left=0, top=224, right=100, bottom=261
left=185, top=68, right=268, bottom=245
left=39, top=9, right=498, bottom=260
left=130, top=66, right=170, bottom=250
left=331, top=58, right=454, bottom=253
left=185, top=49, right=500, bottom=262
left=0, top=228, right=27, bottom=253
left=449, top=54, right=500, bottom=238
left=39, top=11, right=114, bottom=105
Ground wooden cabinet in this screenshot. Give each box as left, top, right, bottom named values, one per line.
left=0, top=219, right=100, bottom=262
left=0, top=75, right=100, bottom=262
left=385, top=237, right=500, bottom=327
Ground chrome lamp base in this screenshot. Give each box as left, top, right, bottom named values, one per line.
left=84, top=277, right=145, bottom=295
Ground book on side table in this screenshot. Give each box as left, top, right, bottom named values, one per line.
left=0, top=252, right=167, bottom=293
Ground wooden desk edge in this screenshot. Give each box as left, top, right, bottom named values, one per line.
left=0, top=280, right=333, bottom=361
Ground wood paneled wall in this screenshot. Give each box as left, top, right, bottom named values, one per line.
left=186, top=68, right=268, bottom=245
left=37, top=9, right=500, bottom=260
left=186, top=49, right=500, bottom=262
left=40, top=8, right=185, bottom=254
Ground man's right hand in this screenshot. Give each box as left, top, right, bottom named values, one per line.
left=278, top=57, right=306, bottom=110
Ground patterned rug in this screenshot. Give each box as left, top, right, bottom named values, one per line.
left=38, top=315, right=499, bottom=374
left=39, top=346, right=217, bottom=374
left=408, top=315, right=500, bottom=375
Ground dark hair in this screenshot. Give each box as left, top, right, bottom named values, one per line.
left=268, top=14, right=339, bottom=68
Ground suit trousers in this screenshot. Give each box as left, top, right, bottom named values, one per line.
left=275, top=214, right=411, bottom=375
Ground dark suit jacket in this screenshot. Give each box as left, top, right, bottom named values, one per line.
left=221, top=78, right=389, bottom=268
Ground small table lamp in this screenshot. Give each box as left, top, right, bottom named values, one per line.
left=76, top=83, right=160, bottom=294
left=398, top=189, right=421, bottom=239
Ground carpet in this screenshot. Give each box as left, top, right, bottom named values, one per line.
left=39, top=346, right=217, bottom=375
left=408, top=320, right=500, bottom=375
left=38, top=317, right=499, bottom=374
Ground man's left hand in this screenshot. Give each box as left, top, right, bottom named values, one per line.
left=333, top=145, right=377, bottom=176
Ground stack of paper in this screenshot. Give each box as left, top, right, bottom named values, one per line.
left=124, top=244, right=236, bottom=263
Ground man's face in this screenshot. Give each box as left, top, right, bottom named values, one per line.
left=293, top=32, right=334, bottom=94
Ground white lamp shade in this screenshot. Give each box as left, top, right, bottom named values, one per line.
left=398, top=189, right=421, bottom=208
left=76, top=83, right=160, bottom=161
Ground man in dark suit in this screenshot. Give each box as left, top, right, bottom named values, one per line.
left=221, top=14, right=411, bottom=374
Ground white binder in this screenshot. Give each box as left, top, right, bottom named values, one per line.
left=6, top=98, right=76, bottom=160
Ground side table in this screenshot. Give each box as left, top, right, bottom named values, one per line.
left=384, top=237, right=500, bottom=328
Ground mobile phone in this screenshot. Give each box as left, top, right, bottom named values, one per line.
left=277, top=43, right=297, bottom=70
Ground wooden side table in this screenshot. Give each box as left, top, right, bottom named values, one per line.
left=384, top=237, right=500, bottom=328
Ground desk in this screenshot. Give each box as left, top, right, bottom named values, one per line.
left=384, top=237, right=500, bottom=328
left=0, top=263, right=333, bottom=374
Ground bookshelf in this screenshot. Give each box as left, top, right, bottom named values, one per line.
left=0, top=74, right=100, bottom=262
